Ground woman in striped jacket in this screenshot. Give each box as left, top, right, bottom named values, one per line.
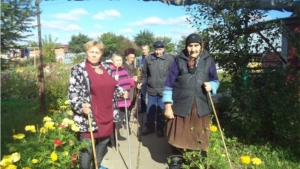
left=109, top=52, right=135, bottom=148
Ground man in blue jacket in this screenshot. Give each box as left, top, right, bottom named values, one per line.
left=140, top=41, right=174, bottom=137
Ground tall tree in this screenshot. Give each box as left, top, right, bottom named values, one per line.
left=116, top=35, right=140, bottom=57
left=98, top=32, right=119, bottom=57
left=1, top=0, right=37, bottom=52
left=133, top=29, right=155, bottom=49
left=174, top=35, right=186, bottom=54
left=42, top=34, right=58, bottom=63
left=68, top=33, right=92, bottom=54
left=154, top=36, right=176, bottom=54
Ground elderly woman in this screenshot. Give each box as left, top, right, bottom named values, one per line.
left=163, top=33, right=219, bottom=169
left=68, top=40, right=127, bottom=169
left=109, top=52, right=135, bottom=147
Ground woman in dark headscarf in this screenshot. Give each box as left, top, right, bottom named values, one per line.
left=162, top=33, right=220, bottom=169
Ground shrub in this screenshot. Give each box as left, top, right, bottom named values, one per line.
left=0, top=104, right=88, bottom=169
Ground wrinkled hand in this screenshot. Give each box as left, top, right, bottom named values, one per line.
left=121, top=91, right=128, bottom=99
left=137, top=83, right=142, bottom=89
left=203, top=82, right=212, bottom=92
left=82, top=103, right=91, bottom=115
left=164, top=104, right=174, bottom=119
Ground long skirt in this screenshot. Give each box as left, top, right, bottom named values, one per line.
left=165, top=101, right=211, bottom=151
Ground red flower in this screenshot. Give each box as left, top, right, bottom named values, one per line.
left=54, top=139, right=62, bottom=146
left=60, top=124, right=66, bottom=129
left=71, top=152, right=78, bottom=164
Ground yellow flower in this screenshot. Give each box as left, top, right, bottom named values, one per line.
left=71, top=124, right=79, bottom=132
left=11, top=153, right=20, bottom=163
left=54, top=110, right=60, bottom=113
left=23, top=167, right=31, bottom=169
left=221, top=154, right=226, bottom=157
left=0, top=155, right=13, bottom=166
left=12, top=133, right=25, bottom=139
left=48, top=109, right=55, bottom=113
left=39, top=127, right=46, bottom=133
left=3, top=164, right=17, bottom=169
left=44, top=121, right=54, bottom=129
left=51, top=152, right=58, bottom=162
left=64, top=100, right=70, bottom=104
left=252, top=157, right=262, bottom=165
left=43, top=116, right=52, bottom=122
left=64, top=151, right=69, bottom=156
left=210, top=125, right=218, bottom=132
left=31, top=159, right=38, bottom=164
left=240, top=156, right=251, bottom=164
left=60, top=105, right=67, bottom=109
left=25, top=125, right=36, bottom=133
left=67, top=110, right=73, bottom=116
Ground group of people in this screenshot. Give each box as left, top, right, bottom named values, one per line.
left=68, top=33, right=220, bottom=169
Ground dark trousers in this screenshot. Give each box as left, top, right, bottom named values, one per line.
left=146, top=94, right=165, bottom=128
left=79, top=134, right=110, bottom=169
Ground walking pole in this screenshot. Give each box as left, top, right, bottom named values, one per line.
left=124, top=91, right=132, bottom=169
left=207, top=92, right=233, bottom=169
left=114, top=122, right=119, bottom=152
left=130, top=89, right=140, bottom=136
left=87, top=113, right=98, bottom=169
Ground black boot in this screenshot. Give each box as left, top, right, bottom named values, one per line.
left=117, top=130, right=126, bottom=141
left=156, top=126, right=164, bottom=138
left=168, top=155, right=183, bottom=169
left=141, top=124, right=155, bottom=136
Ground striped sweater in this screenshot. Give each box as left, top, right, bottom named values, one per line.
left=110, top=64, right=134, bottom=108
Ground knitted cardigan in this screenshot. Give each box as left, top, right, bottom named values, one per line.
left=68, top=59, right=123, bottom=132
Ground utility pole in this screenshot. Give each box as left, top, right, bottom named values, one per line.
left=36, top=0, right=46, bottom=113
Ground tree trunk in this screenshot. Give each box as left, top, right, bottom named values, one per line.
left=36, top=0, right=46, bottom=113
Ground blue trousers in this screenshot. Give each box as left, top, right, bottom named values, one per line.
left=140, top=83, right=147, bottom=112
left=79, top=134, right=110, bottom=169
left=146, top=94, right=165, bottom=128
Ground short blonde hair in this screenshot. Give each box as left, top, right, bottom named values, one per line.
left=84, top=40, right=104, bottom=52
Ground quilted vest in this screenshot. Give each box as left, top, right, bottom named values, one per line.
left=172, top=50, right=213, bottom=117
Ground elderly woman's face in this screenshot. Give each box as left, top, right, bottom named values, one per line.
left=86, top=46, right=102, bottom=65
left=186, top=43, right=201, bottom=58
left=112, top=56, right=123, bottom=67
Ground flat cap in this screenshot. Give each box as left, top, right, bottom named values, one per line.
left=153, top=41, right=165, bottom=48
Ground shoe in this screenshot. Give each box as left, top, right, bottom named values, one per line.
left=168, top=155, right=183, bottom=169
left=141, top=125, right=155, bottom=136
left=156, top=127, right=164, bottom=138
left=117, top=132, right=126, bottom=141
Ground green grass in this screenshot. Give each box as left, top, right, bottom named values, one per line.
left=1, top=99, right=44, bottom=156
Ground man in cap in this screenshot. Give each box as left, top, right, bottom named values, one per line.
left=140, top=41, right=174, bottom=137
left=162, top=33, right=219, bottom=168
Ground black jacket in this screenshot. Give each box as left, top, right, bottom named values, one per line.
left=142, top=53, right=173, bottom=96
